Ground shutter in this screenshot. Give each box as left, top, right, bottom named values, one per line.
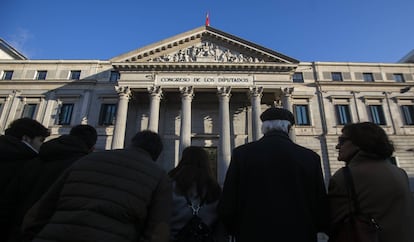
left=374, top=73, right=382, bottom=80
left=303, top=72, right=314, bottom=80
left=343, top=72, right=351, bottom=80
left=354, top=72, right=363, bottom=80
left=404, top=73, right=413, bottom=81
left=59, top=70, right=69, bottom=79
left=323, top=72, right=331, bottom=80
left=385, top=73, right=394, bottom=81
left=25, top=70, right=35, bottom=79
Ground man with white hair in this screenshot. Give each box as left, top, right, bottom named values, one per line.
left=218, top=107, right=328, bottom=242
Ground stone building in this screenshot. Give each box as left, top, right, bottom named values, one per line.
left=1, top=26, right=413, bottom=188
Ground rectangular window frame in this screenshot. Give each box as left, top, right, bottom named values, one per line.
left=393, top=73, right=405, bottom=83
left=369, top=105, right=386, bottom=125
left=292, top=72, right=304, bottom=83
left=363, top=72, right=374, bottom=82
left=21, top=103, right=38, bottom=119
left=2, top=70, right=13, bottom=80
left=335, top=104, right=352, bottom=125
left=58, top=103, right=74, bottom=125
left=69, top=70, right=81, bottom=80
left=109, top=71, right=120, bottom=82
left=331, top=72, right=343, bottom=82
left=294, top=104, right=311, bottom=126
left=99, top=103, right=117, bottom=125
left=401, top=105, right=414, bottom=125
left=36, top=70, right=47, bottom=80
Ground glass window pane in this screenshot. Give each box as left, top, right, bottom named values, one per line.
left=335, top=104, right=351, bottom=125
left=70, top=71, right=81, bottom=80
left=393, top=74, right=405, bottom=83
left=99, top=104, right=117, bottom=125
left=331, top=72, right=343, bottom=81
left=369, top=105, right=386, bottom=125
left=294, top=105, right=310, bottom=125
left=110, top=71, right=120, bottom=82
left=2, top=71, right=13, bottom=80
left=21, top=104, right=37, bottom=118
left=363, top=73, right=374, bottom=82
left=37, top=71, right=47, bottom=80
left=402, top=105, right=414, bottom=125
left=58, top=104, right=74, bottom=125
left=292, top=72, right=304, bottom=83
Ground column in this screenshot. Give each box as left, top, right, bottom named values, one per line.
left=249, top=86, right=263, bottom=141
left=111, top=86, right=131, bottom=149
left=4, top=90, right=22, bottom=129
left=217, top=86, right=231, bottom=185
left=179, top=86, right=194, bottom=155
left=147, top=85, right=162, bottom=132
left=42, top=92, right=56, bottom=127
left=0, top=94, right=12, bottom=132
left=79, top=90, right=91, bottom=124
left=282, top=87, right=296, bottom=141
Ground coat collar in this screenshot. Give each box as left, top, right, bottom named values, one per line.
left=262, top=130, right=291, bottom=141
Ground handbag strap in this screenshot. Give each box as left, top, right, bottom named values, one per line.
left=343, top=166, right=361, bottom=215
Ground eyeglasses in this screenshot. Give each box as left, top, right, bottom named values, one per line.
left=337, top=136, right=350, bottom=146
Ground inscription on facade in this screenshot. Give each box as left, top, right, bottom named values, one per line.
left=156, top=76, right=253, bottom=86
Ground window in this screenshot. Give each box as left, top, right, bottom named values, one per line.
left=99, top=104, right=117, bottom=125
left=369, top=105, right=386, bottom=125
left=36, top=71, right=47, bottom=80
left=401, top=105, right=414, bottom=125
left=292, top=72, right=304, bottom=83
left=363, top=73, right=374, bottom=82
left=331, top=72, right=343, bottom=81
left=21, top=104, right=37, bottom=118
left=294, top=104, right=311, bottom=125
left=110, top=71, right=120, bottom=82
left=58, top=103, right=74, bottom=125
left=393, top=73, right=405, bottom=83
left=2, top=70, right=13, bottom=80
left=70, top=70, right=81, bottom=80
left=335, top=104, right=352, bottom=125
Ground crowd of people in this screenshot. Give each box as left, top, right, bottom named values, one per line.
left=0, top=107, right=413, bottom=242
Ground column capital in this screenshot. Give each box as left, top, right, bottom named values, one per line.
left=148, top=85, right=163, bottom=96
left=217, top=86, right=231, bottom=97
left=282, top=87, right=294, bottom=96
left=249, top=86, right=263, bottom=98
left=115, top=86, right=131, bottom=98
left=179, top=86, right=194, bottom=99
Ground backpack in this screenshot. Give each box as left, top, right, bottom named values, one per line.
left=174, top=196, right=216, bottom=242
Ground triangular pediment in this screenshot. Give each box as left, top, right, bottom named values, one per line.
left=110, top=26, right=298, bottom=64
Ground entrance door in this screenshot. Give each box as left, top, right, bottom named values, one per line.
left=203, top=147, right=218, bottom=181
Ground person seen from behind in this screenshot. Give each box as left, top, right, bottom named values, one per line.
left=2, top=124, right=97, bottom=242
left=218, top=107, right=329, bottom=242
left=168, top=146, right=223, bottom=242
left=328, top=122, right=414, bottom=242
left=22, top=130, right=172, bottom=242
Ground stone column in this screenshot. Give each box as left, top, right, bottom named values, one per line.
left=282, top=87, right=296, bottom=141
left=79, top=90, right=91, bottom=124
left=249, top=86, right=263, bottom=141
left=217, top=86, right=232, bottom=185
left=42, top=92, right=56, bottom=127
left=4, top=90, right=22, bottom=129
left=111, top=86, right=131, bottom=149
left=179, top=86, right=194, bottom=155
left=0, top=94, right=12, bottom=132
left=148, top=85, right=162, bottom=132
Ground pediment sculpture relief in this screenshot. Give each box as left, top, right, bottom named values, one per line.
left=148, top=41, right=265, bottom=63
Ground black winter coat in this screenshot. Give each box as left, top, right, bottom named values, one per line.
left=23, top=147, right=172, bottom=242
left=3, top=135, right=91, bottom=242
left=0, top=135, right=37, bottom=238
left=218, top=130, right=329, bottom=242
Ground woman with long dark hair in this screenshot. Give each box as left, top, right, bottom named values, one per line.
left=169, top=146, right=222, bottom=241
left=328, top=122, right=414, bottom=242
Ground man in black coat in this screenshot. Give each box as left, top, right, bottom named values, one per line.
left=218, top=107, right=328, bottom=242
left=22, top=130, right=171, bottom=242
left=2, top=124, right=97, bottom=242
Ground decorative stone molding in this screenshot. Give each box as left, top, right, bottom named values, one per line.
left=150, top=41, right=265, bottom=63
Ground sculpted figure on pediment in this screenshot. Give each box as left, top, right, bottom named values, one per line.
left=151, top=41, right=264, bottom=63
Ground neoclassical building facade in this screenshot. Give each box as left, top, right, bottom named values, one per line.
left=1, top=26, right=413, bottom=188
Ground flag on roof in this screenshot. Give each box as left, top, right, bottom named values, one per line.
left=205, top=12, right=210, bottom=26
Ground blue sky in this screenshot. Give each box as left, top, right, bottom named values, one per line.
left=1, top=0, right=413, bottom=63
